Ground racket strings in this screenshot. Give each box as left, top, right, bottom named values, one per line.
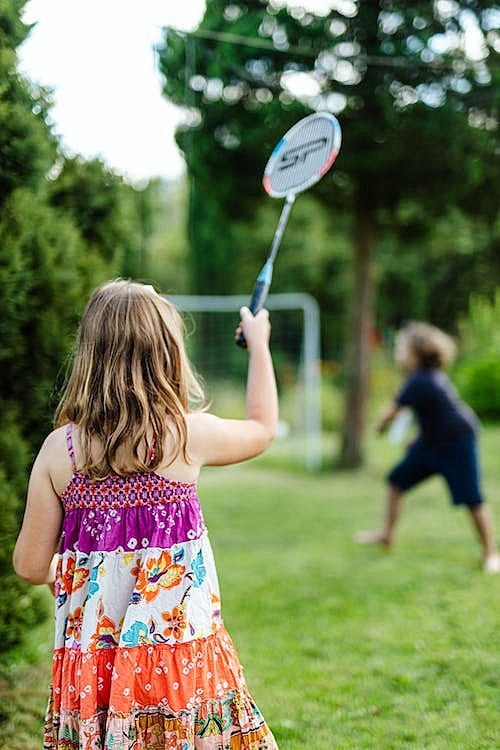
left=264, top=114, right=341, bottom=197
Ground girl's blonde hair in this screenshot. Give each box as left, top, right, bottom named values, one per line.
left=398, top=321, right=457, bottom=369
left=55, top=279, right=205, bottom=479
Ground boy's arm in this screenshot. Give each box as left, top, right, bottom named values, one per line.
left=376, top=401, right=404, bottom=433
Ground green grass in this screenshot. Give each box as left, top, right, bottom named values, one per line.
left=2, top=426, right=500, bottom=748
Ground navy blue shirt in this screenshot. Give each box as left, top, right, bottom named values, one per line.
left=396, top=369, right=478, bottom=450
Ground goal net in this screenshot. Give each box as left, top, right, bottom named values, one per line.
left=168, top=293, right=322, bottom=471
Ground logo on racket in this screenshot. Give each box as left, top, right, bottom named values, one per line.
left=278, top=137, right=328, bottom=170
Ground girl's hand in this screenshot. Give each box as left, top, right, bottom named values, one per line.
left=235, top=307, right=271, bottom=352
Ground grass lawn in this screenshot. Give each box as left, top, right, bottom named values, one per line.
left=1, top=425, right=499, bottom=748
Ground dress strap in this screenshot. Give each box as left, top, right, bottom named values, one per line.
left=66, top=422, right=77, bottom=471
left=148, top=434, right=157, bottom=465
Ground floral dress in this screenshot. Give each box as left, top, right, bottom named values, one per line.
left=44, top=423, right=278, bottom=750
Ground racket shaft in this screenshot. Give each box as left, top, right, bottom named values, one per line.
left=268, top=196, right=294, bottom=264
left=236, top=197, right=294, bottom=349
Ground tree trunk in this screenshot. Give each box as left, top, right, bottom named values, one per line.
left=338, top=195, right=376, bottom=468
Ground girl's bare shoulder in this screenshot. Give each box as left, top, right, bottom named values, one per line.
left=38, top=425, right=69, bottom=458
left=37, top=424, right=74, bottom=494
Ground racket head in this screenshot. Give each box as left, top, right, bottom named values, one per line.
left=262, top=112, right=341, bottom=199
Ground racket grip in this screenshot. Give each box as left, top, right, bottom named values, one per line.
left=236, top=279, right=270, bottom=348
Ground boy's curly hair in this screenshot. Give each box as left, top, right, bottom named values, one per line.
left=399, top=322, right=457, bottom=369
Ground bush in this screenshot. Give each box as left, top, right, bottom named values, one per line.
left=455, top=356, right=500, bottom=421
left=457, top=289, right=500, bottom=359
left=454, top=289, right=500, bottom=420
left=0, top=467, right=46, bottom=657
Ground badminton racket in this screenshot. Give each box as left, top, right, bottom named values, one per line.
left=237, top=111, right=342, bottom=348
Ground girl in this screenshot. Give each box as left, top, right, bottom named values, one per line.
left=356, top=321, right=500, bottom=573
left=13, top=280, right=279, bottom=749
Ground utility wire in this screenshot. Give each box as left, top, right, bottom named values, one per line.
left=165, top=25, right=499, bottom=72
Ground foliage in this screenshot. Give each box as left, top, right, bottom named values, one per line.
left=454, top=289, right=500, bottom=419
left=0, top=0, right=56, bottom=201
left=142, top=178, right=190, bottom=293
left=0, top=0, right=62, bottom=649
left=456, top=288, right=500, bottom=359
left=377, top=206, right=500, bottom=332
left=455, top=356, right=500, bottom=420
left=159, top=0, right=499, bottom=274
left=48, top=156, right=141, bottom=270
left=0, top=465, right=45, bottom=653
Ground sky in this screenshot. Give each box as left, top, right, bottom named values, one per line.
left=19, top=0, right=206, bottom=183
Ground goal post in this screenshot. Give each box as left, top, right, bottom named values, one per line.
left=168, top=293, right=322, bottom=471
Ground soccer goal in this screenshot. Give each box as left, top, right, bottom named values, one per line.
left=168, top=293, right=322, bottom=471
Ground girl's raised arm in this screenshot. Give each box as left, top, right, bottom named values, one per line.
left=188, top=307, right=278, bottom=467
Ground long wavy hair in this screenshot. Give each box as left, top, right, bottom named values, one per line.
left=55, top=280, right=205, bottom=479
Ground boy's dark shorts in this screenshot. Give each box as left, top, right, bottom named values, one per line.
left=387, top=436, right=483, bottom=507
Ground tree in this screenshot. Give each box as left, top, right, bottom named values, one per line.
left=145, top=178, right=190, bottom=293
left=0, top=0, right=162, bottom=654
left=376, top=201, right=500, bottom=334
left=47, top=156, right=142, bottom=272
left=0, top=0, right=62, bottom=651
left=160, top=0, right=499, bottom=465
left=0, top=0, right=57, bottom=202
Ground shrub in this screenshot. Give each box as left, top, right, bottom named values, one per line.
left=455, top=356, right=500, bottom=421
left=454, top=289, right=500, bottom=420
left=0, top=466, right=46, bottom=657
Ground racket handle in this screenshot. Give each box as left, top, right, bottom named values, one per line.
left=236, top=278, right=270, bottom=349
left=249, top=278, right=270, bottom=314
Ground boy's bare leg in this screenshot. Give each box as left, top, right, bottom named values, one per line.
left=467, top=504, right=500, bottom=571
left=356, top=485, right=403, bottom=547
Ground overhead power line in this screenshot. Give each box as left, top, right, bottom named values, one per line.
left=165, top=25, right=498, bottom=72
